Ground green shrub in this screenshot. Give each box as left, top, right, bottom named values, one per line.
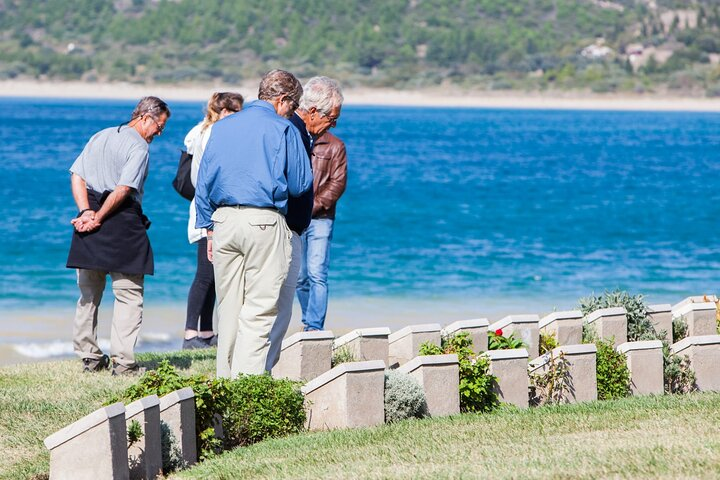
left=579, top=290, right=656, bottom=341
left=332, top=345, right=356, bottom=367
left=419, top=332, right=498, bottom=413
left=222, top=374, right=306, bottom=447
left=110, top=360, right=305, bottom=463
left=539, top=331, right=559, bottom=355
left=488, top=329, right=526, bottom=350
left=108, top=360, right=229, bottom=462
left=595, top=339, right=631, bottom=400
left=673, top=315, right=689, bottom=343
left=384, top=369, right=427, bottom=423
left=529, top=351, right=571, bottom=406
left=127, top=419, right=143, bottom=447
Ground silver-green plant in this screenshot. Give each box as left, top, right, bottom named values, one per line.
left=384, top=369, right=427, bottom=423
left=578, top=290, right=656, bottom=341
left=331, top=345, right=356, bottom=367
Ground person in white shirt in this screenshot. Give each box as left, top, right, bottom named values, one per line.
left=182, top=92, right=244, bottom=349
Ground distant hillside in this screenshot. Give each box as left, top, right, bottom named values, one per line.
left=1, top=0, right=720, bottom=95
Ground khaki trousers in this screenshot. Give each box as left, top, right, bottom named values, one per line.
left=267, top=231, right=302, bottom=371
left=73, top=269, right=144, bottom=368
left=212, top=206, right=291, bottom=378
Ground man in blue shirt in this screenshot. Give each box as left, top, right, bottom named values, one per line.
left=195, top=69, right=313, bottom=378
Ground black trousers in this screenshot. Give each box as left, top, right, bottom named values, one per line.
left=185, top=237, right=215, bottom=331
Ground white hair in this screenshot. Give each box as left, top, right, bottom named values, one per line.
left=298, top=76, right=344, bottom=114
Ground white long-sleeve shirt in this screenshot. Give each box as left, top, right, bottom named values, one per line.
left=184, top=122, right=212, bottom=244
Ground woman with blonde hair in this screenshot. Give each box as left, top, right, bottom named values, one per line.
left=182, top=92, right=244, bottom=349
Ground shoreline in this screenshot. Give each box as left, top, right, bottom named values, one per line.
left=1, top=80, right=720, bottom=112
left=0, top=296, right=557, bottom=366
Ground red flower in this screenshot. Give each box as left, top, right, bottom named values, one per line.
left=495, top=329, right=503, bottom=336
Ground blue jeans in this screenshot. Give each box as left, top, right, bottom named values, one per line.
left=296, top=218, right=334, bottom=331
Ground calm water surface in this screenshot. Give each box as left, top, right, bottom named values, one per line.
left=2, top=98, right=719, bottom=314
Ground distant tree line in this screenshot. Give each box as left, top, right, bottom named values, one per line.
left=1, top=0, right=720, bottom=95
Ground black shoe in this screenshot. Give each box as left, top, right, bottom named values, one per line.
left=182, top=336, right=209, bottom=350
left=111, top=362, right=146, bottom=376
left=82, top=354, right=110, bottom=373
left=208, top=335, right=218, bottom=347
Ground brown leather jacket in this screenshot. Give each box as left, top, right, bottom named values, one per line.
left=311, top=131, right=347, bottom=219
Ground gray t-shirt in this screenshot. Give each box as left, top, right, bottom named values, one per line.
left=70, top=125, right=150, bottom=203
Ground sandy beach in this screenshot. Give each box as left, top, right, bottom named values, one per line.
left=2, top=79, right=720, bottom=112
left=0, top=296, right=552, bottom=367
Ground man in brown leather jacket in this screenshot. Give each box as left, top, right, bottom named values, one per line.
left=296, top=129, right=348, bottom=331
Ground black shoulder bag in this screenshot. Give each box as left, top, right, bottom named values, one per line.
left=172, top=150, right=195, bottom=201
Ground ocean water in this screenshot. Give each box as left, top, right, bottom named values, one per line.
left=2, top=98, right=720, bottom=330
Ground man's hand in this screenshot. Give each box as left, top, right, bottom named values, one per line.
left=206, top=235, right=213, bottom=263
left=71, top=210, right=101, bottom=233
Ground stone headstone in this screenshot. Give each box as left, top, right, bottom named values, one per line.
left=529, top=344, right=597, bottom=403
left=44, top=402, right=129, bottom=480
left=125, top=395, right=162, bottom=480
left=398, top=354, right=460, bottom=417
left=484, top=348, right=529, bottom=408
left=159, top=387, right=196, bottom=468
left=539, top=310, right=583, bottom=346
left=617, top=340, right=664, bottom=396
left=671, top=335, right=720, bottom=391
left=672, top=302, right=718, bottom=337
left=272, top=330, right=334, bottom=381
left=388, top=324, right=442, bottom=367
left=333, top=327, right=390, bottom=364
left=301, top=360, right=386, bottom=431
left=442, top=319, right=489, bottom=353
left=488, top=315, right=540, bottom=359
left=584, top=307, right=627, bottom=347
left=646, top=304, right=672, bottom=344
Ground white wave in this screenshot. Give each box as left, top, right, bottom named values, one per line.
left=13, top=339, right=111, bottom=359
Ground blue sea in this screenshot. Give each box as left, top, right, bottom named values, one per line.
left=2, top=97, right=720, bottom=320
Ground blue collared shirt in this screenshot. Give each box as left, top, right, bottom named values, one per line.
left=195, top=100, right=313, bottom=229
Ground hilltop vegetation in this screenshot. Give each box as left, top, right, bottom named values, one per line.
left=1, top=0, right=720, bottom=95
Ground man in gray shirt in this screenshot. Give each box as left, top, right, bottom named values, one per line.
left=66, top=96, right=170, bottom=375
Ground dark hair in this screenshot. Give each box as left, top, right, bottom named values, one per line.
left=258, top=69, right=302, bottom=103
left=131, top=96, right=171, bottom=120
left=202, top=92, right=244, bottom=131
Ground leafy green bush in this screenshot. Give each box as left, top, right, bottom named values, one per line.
left=384, top=369, right=427, bottom=423
left=595, top=340, right=631, bottom=400
left=539, top=331, right=559, bottom=355
left=488, top=329, right=526, bottom=350
left=579, top=290, right=656, bottom=341
left=108, top=360, right=229, bottom=462
left=110, top=360, right=305, bottom=463
left=419, top=332, right=498, bottom=413
left=222, top=374, right=305, bottom=447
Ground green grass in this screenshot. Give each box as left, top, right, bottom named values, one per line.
left=0, top=349, right=216, bottom=480
left=3, top=350, right=720, bottom=479
left=176, top=394, right=720, bottom=479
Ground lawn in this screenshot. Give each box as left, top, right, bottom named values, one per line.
left=2, top=350, right=719, bottom=480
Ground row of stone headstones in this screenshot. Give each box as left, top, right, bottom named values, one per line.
left=44, top=387, right=196, bottom=480
left=274, top=295, right=720, bottom=426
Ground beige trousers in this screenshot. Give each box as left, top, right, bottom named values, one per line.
left=73, top=269, right=144, bottom=368
left=212, top=206, right=291, bottom=378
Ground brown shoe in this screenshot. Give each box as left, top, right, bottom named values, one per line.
left=111, top=362, right=146, bottom=377
left=82, top=354, right=110, bottom=373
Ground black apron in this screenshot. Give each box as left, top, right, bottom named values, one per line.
left=66, top=189, right=154, bottom=275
